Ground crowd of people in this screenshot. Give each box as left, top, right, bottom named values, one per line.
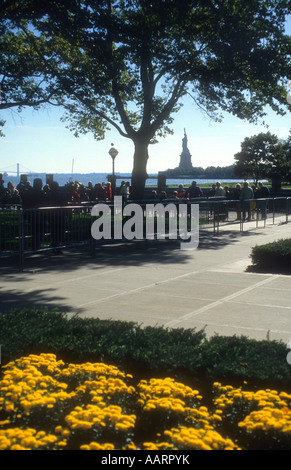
left=171, top=180, right=270, bottom=202
left=0, top=174, right=127, bottom=208
left=0, top=176, right=272, bottom=253
left=0, top=174, right=271, bottom=211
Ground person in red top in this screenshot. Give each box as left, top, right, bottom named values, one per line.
left=105, top=182, right=112, bottom=200
left=72, top=182, right=81, bottom=203
left=177, top=184, right=185, bottom=198
left=176, top=183, right=189, bottom=201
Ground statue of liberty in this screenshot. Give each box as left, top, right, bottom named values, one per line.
left=179, top=129, right=193, bottom=170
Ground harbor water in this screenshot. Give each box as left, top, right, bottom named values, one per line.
left=1, top=172, right=243, bottom=188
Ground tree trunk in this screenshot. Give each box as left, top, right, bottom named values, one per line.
left=130, top=137, right=150, bottom=200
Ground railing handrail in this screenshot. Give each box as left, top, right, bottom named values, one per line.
left=2, top=195, right=291, bottom=212
left=1, top=195, right=291, bottom=272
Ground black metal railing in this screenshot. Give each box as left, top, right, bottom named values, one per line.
left=1, top=197, right=291, bottom=270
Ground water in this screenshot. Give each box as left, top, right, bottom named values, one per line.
left=2, top=172, right=242, bottom=188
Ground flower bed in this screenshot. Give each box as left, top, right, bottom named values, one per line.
left=0, top=353, right=291, bottom=450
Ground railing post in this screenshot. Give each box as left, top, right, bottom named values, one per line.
left=19, top=207, right=24, bottom=271
left=287, top=197, right=291, bottom=223
left=89, top=205, right=95, bottom=256
left=213, top=202, right=217, bottom=233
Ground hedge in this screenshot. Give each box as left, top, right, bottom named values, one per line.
left=250, top=238, right=291, bottom=273
left=0, top=308, right=290, bottom=389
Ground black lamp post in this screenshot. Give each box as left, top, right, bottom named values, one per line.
left=108, top=143, right=118, bottom=195
left=109, top=144, right=118, bottom=175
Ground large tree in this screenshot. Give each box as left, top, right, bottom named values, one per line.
left=233, top=132, right=285, bottom=184
left=1, top=0, right=290, bottom=198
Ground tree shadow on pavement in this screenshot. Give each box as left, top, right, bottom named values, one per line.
left=0, top=285, right=77, bottom=315
left=0, top=228, right=265, bottom=275
left=0, top=228, right=268, bottom=316
left=197, top=228, right=265, bottom=250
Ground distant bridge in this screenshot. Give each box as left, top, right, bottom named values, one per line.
left=0, top=163, right=39, bottom=178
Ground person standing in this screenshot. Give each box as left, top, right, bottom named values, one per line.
left=234, top=183, right=241, bottom=220
left=120, top=180, right=130, bottom=205
left=105, top=182, right=112, bottom=201
left=208, top=183, right=216, bottom=197
left=22, top=178, right=47, bottom=250
left=177, top=184, right=186, bottom=199
left=215, top=181, right=225, bottom=197
left=186, top=181, right=203, bottom=198
left=239, top=181, right=254, bottom=221
left=257, top=182, right=270, bottom=219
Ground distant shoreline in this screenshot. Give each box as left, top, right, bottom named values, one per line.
left=1, top=172, right=268, bottom=188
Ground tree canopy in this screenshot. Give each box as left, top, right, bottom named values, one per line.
left=233, top=131, right=291, bottom=184
left=1, top=0, right=290, bottom=197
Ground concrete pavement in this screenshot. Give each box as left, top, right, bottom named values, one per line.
left=1, top=217, right=291, bottom=344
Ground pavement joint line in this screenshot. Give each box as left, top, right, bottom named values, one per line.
left=193, top=319, right=291, bottom=337
left=36, top=267, right=127, bottom=286
left=1, top=267, right=128, bottom=295
left=0, top=267, right=130, bottom=303
left=224, top=299, right=291, bottom=310
left=164, top=274, right=280, bottom=328
left=76, top=269, right=204, bottom=308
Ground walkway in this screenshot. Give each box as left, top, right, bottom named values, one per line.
left=1, top=219, right=291, bottom=345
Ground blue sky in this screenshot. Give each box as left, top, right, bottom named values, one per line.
left=1, top=16, right=290, bottom=177
left=1, top=93, right=290, bottom=176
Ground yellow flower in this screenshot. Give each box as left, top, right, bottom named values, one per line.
left=80, top=442, right=114, bottom=450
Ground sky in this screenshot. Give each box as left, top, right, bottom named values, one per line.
left=1, top=92, right=290, bottom=177
left=1, top=16, right=290, bottom=177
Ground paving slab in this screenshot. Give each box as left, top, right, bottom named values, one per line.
left=1, top=219, right=291, bottom=346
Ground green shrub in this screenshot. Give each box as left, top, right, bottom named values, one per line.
left=0, top=308, right=290, bottom=388
left=0, top=307, right=205, bottom=370
left=198, top=335, right=290, bottom=385
left=250, top=238, right=291, bottom=272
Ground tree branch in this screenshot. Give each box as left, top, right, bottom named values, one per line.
left=140, top=44, right=155, bottom=131
left=149, top=78, right=186, bottom=138
left=0, top=95, right=58, bottom=110
left=111, top=80, right=135, bottom=137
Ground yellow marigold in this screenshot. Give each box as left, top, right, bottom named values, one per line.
left=0, top=427, right=62, bottom=450
left=239, top=406, right=291, bottom=434
left=0, top=419, right=10, bottom=426
left=126, top=441, right=138, bottom=450
left=164, top=426, right=240, bottom=450
left=137, top=377, right=200, bottom=402
left=143, top=396, right=186, bottom=413
left=143, top=442, right=159, bottom=450
left=65, top=404, right=135, bottom=432
left=80, top=442, right=115, bottom=450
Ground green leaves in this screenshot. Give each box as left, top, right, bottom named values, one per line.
left=1, top=307, right=290, bottom=388
left=1, top=0, right=290, bottom=196
left=233, top=132, right=288, bottom=182
left=251, top=238, right=291, bottom=273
